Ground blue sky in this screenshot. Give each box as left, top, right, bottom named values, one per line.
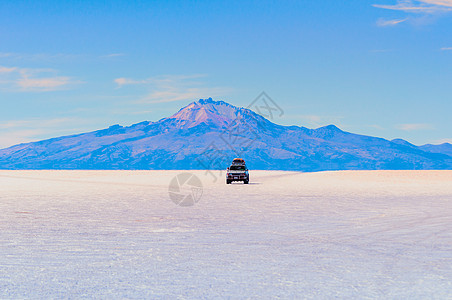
left=0, top=0, right=451, bottom=148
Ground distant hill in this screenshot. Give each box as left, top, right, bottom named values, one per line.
left=418, top=143, right=452, bottom=157
left=0, top=98, right=451, bottom=170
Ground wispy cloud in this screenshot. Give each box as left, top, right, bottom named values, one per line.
left=114, top=77, right=148, bottom=87
left=373, top=0, right=452, bottom=13
left=17, top=76, right=72, bottom=90
left=0, top=65, right=79, bottom=92
left=396, top=123, right=434, bottom=131
left=377, top=18, right=408, bottom=26
left=373, top=1, right=452, bottom=25
left=0, top=52, right=127, bottom=62
left=286, top=114, right=344, bottom=128
left=0, top=129, right=46, bottom=149
left=423, top=0, right=452, bottom=7
left=0, top=52, right=84, bottom=62
left=0, top=117, right=88, bottom=148
left=440, top=47, right=452, bottom=50
left=114, top=74, right=206, bottom=88
left=0, top=66, right=17, bottom=73
left=0, top=118, right=81, bottom=130
left=114, top=74, right=232, bottom=103
left=101, top=53, right=126, bottom=58
left=431, top=138, right=452, bottom=144
left=368, top=124, right=385, bottom=130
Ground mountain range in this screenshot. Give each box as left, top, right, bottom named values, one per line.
left=1, top=98, right=451, bottom=171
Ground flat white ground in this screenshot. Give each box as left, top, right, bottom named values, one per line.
left=1, top=170, right=451, bottom=298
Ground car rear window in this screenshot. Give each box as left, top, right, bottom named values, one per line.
left=230, top=165, right=246, bottom=170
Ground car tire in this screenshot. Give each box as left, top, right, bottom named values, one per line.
left=244, top=180, right=249, bottom=184
left=226, top=180, right=231, bottom=184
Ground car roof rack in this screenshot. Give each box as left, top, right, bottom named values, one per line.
left=231, top=158, right=246, bottom=165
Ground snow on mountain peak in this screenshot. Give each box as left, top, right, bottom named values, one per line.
left=167, top=98, right=265, bottom=129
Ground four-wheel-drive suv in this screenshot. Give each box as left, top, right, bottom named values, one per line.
left=226, top=158, right=249, bottom=184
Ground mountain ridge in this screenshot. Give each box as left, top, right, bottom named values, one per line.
left=0, top=98, right=451, bottom=171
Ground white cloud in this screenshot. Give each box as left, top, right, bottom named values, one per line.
left=0, top=118, right=90, bottom=149
left=441, top=47, right=452, bottom=50
left=0, top=52, right=128, bottom=62
left=0, top=65, right=78, bottom=92
left=114, top=77, right=147, bottom=87
left=396, top=123, right=434, bottom=131
left=142, top=87, right=231, bottom=103
left=431, top=138, right=452, bottom=144
left=369, top=124, right=385, bottom=130
left=286, top=114, right=345, bottom=128
left=301, top=115, right=323, bottom=125
left=422, top=0, right=452, bottom=7
left=0, top=129, right=46, bottom=149
left=0, top=52, right=84, bottom=62
left=373, top=1, right=452, bottom=25
left=0, top=120, right=31, bottom=129
left=17, top=76, right=71, bottom=91
left=115, top=74, right=206, bottom=87
left=377, top=18, right=408, bottom=26
left=373, top=0, right=452, bottom=13
left=0, top=66, right=17, bottom=73
left=114, top=74, right=232, bottom=103
left=102, top=53, right=126, bottom=58
left=0, top=118, right=81, bottom=130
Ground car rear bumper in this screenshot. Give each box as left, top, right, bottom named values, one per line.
left=227, top=174, right=248, bottom=180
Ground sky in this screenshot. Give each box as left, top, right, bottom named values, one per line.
left=0, top=0, right=451, bottom=148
